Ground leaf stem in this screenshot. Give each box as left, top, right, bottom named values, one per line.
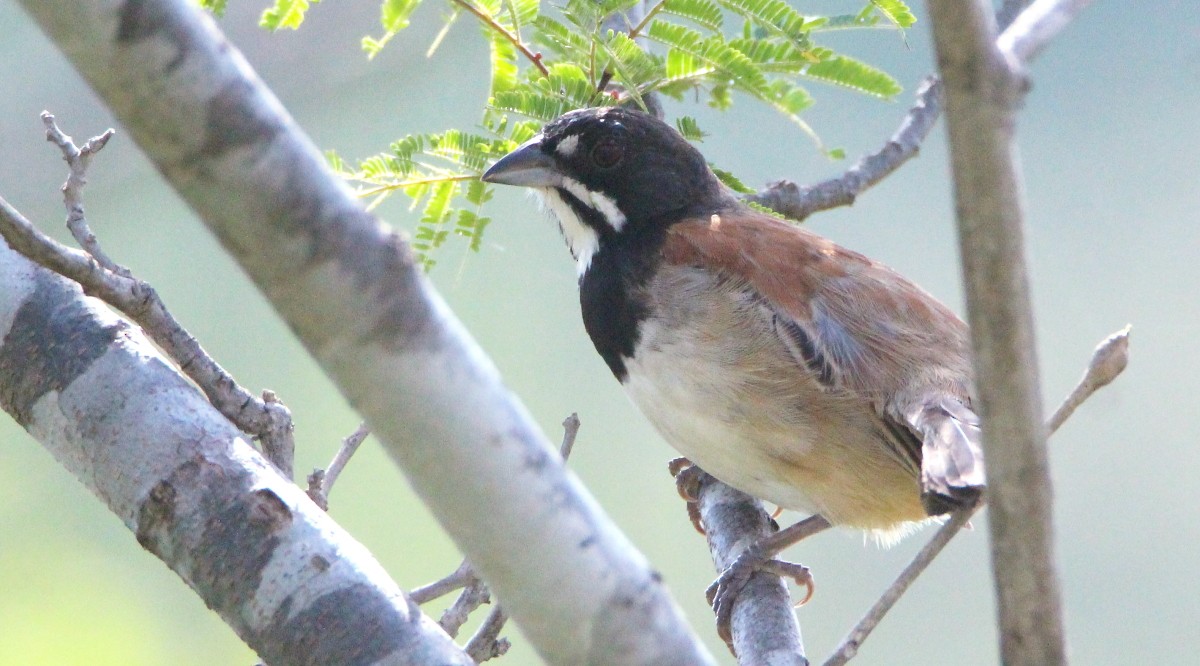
left=356, top=173, right=478, bottom=199
left=451, top=0, right=549, bottom=77
left=628, top=0, right=669, bottom=41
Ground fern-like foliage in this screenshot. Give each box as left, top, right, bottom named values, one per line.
left=198, top=0, right=230, bottom=17
left=207, top=0, right=917, bottom=268
left=260, top=0, right=320, bottom=30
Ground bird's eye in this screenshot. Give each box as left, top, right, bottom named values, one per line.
left=591, top=140, right=624, bottom=169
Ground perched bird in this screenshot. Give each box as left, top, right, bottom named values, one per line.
left=482, top=106, right=984, bottom=632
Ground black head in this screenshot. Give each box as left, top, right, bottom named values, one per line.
left=482, top=108, right=726, bottom=243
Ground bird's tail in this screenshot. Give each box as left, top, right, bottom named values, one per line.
left=908, top=397, right=986, bottom=516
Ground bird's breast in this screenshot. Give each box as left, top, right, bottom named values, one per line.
left=590, top=263, right=928, bottom=530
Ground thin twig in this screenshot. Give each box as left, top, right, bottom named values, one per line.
left=451, top=0, right=549, bottom=77
left=441, top=577, right=491, bottom=637
left=0, top=118, right=295, bottom=476
left=559, top=412, right=581, bottom=460
left=997, top=0, right=1033, bottom=30
left=824, top=326, right=1130, bottom=664
left=627, top=0, right=668, bottom=40
left=1046, top=326, right=1131, bottom=435
left=410, top=559, right=477, bottom=605
left=998, top=0, right=1097, bottom=65
left=41, top=112, right=125, bottom=274
left=823, top=509, right=975, bottom=666
left=464, top=605, right=511, bottom=662
left=307, top=422, right=370, bottom=510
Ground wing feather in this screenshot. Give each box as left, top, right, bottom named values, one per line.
left=662, top=211, right=985, bottom=514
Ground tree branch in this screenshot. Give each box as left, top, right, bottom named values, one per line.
left=926, top=0, right=1096, bottom=662
left=696, top=478, right=811, bottom=665
left=465, top=605, right=512, bottom=662
left=15, top=1, right=712, bottom=664
left=823, top=509, right=975, bottom=666
left=451, top=0, right=549, bottom=77
left=825, top=325, right=1130, bottom=664
left=41, top=112, right=124, bottom=274
left=307, top=422, right=370, bottom=510
left=746, top=76, right=942, bottom=222
left=748, top=0, right=1092, bottom=223
left=0, top=229, right=473, bottom=665
left=998, top=0, right=1097, bottom=64
left=1046, top=325, right=1130, bottom=433
left=717, top=2, right=1100, bottom=660
left=0, top=185, right=296, bottom=476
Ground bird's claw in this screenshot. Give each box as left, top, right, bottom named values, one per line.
left=668, top=457, right=709, bottom=535
left=705, top=552, right=814, bottom=644
left=761, top=560, right=814, bottom=606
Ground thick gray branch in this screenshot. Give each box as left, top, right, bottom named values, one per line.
left=0, top=235, right=472, bottom=666
left=13, top=1, right=712, bottom=663
left=926, top=0, right=1077, bottom=663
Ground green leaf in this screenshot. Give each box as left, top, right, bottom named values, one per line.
left=198, top=0, right=229, bottom=17
left=663, top=48, right=705, bottom=80
left=324, top=149, right=348, bottom=175
left=596, top=31, right=663, bottom=108
left=499, top=0, right=541, bottom=30
left=746, top=200, right=788, bottom=219
left=662, top=0, right=724, bottom=32
left=260, top=0, right=319, bottom=30
left=454, top=209, right=492, bottom=251
left=803, top=52, right=901, bottom=98
left=715, top=0, right=811, bottom=47
left=711, top=166, right=755, bottom=194
left=492, top=90, right=574, bottom=121
left=728, top=37, right=811, bottom=73
left=533, top=16, right=593, bottom=61
left=871, top=0, right=917, bottom=29
left=488, top=29, right=521, bottom=93
left=646, top=22, right=767, bottom=91
left=362, top=0, right=421, bottom=58
left=383, top=0, right=421, bottom=30
left=675, top=116, right=707, bottom=141
left=810, top=13, right=880, bottom=31
left=421, top=180, right=458, bottom=227
left=762, top=79, right=813, bottom=115
left=709, top=83, right=732, bottom=110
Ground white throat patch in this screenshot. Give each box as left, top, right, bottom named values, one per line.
left=536, top=187, right=600, bottom=276
left=535, top=176, right=628, bottom=276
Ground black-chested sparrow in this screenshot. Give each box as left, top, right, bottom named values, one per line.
left=482, top=106, right=984, bottom=638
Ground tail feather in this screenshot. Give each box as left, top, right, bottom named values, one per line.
left=908, top=397, right=986, bottom=515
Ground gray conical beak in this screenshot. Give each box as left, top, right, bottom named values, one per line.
left=481, top=136, right=563, bottom=188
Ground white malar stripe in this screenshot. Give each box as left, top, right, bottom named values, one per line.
left=588, top=190, right=627, bottom=232
left=536, top=188, right=599, bottom=276
left=555, top=134, right=580, bottom=157
left=560, top=177, right=627, bottom=233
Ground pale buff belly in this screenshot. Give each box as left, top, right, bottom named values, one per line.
left=622, top=281, right=928, bottom=532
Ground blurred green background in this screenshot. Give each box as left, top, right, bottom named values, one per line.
left=1, top=1, right=1197, bottom=664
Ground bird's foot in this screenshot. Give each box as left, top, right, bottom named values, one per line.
left=705, top=547, right=814, bottom=643
left=668, top=457, right=709, bottom=535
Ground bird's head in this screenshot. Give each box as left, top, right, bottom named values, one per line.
left=481, top=107, right=726, bottom=272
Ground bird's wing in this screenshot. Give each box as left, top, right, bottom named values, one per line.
left=663, top=211, right=985, bottom=512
